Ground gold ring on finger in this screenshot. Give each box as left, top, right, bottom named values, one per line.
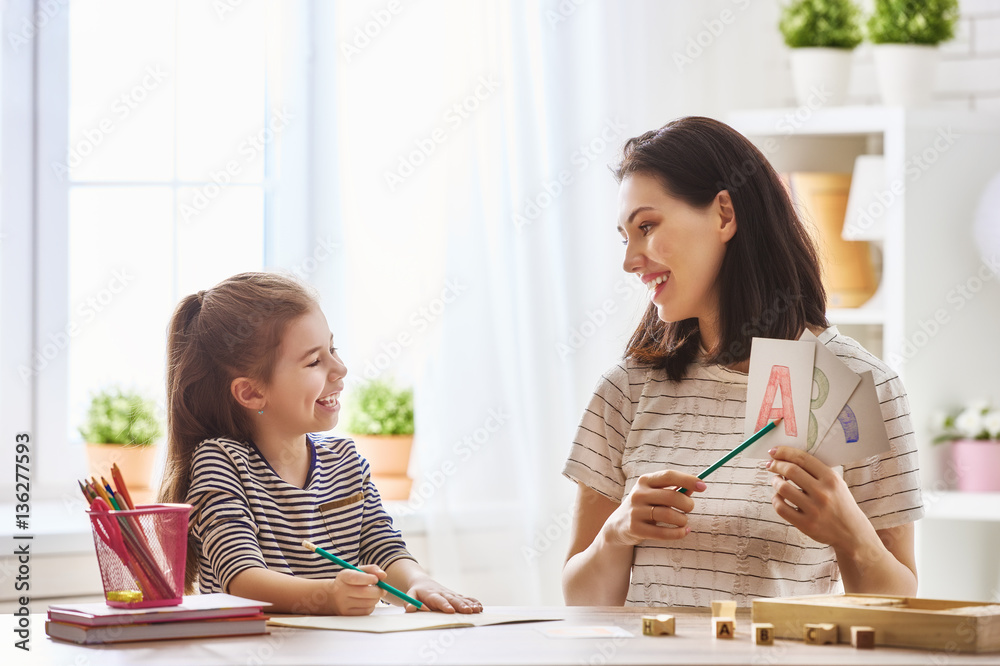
left=650, top=505, right=655, bottom=523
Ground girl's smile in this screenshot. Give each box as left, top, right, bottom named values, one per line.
left=315, top=390, right=341, bottom=413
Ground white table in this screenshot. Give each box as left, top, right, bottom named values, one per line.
left=13, top=606, right=1000, bottom=665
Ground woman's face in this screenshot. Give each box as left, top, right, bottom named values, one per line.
left=617, top=172, right=735, bottom=324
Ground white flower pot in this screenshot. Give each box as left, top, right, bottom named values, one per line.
left=789, top=48, right=853, bottom=107
left=872, top=44, right=939, bottom=107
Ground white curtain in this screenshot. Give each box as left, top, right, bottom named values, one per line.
left=306, top=0, right=787, bottom=604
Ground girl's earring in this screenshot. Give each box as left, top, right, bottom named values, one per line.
left=257, top=409, right=264, bottom=415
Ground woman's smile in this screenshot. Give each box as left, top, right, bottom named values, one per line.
left=642, top=271, right=671, bottom=302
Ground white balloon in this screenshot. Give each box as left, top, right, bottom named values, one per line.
left=974, top=172, right=1000, bottom=276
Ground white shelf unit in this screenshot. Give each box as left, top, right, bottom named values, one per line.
left=729, top=106, right=1000, bottom=602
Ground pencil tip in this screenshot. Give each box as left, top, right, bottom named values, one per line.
left=302, top=539, right=316, bottom=551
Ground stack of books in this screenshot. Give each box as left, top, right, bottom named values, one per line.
left=45, top=593, right=269, bottom=645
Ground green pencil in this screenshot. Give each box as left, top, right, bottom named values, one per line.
left=677, top=418, right=783, bottom=494
left=302, top=540, right=424, bottom=609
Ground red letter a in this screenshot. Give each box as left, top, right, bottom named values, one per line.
left=755, top=365, right=797, bottom=436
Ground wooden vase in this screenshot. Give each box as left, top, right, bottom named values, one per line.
left=787, top=172, right=879, bottom=309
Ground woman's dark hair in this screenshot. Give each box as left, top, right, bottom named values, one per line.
left=614, top=116, right=828, bottom=381
left=158, top=271, right=319, bottom=592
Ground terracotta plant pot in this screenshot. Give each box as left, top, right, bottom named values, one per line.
left=950, top=440, right=1000, bottom=492
left=86, top=443, right=158, bottom=490
left=350, top=434, right=413, bottom=500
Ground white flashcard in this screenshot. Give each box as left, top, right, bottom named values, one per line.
left=742, top=337, right=815, bottom=456
left=799, top=329, right=861, bottom=455
left=810, top=370, right=892, bottom=466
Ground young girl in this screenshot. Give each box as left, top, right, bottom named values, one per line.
left=562, top=117, right=924, bottom=607
left=158, top=272, right=482, bottom=616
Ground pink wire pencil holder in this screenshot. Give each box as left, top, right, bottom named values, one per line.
left=87, top=502, right=193, bottom=608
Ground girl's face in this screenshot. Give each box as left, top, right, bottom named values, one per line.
left=617, top=172, right=736, bottom=324
left=262, top=306, right=347, bottom=437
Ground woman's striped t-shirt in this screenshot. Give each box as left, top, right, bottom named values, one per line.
left=563, top=327, right=924, bottom=607
left=187, top=434, right=413, bottom=594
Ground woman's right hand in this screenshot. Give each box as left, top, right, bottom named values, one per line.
left=600, top=470, right=706, bottom=547
left=328, top=564, right=387, bottom=616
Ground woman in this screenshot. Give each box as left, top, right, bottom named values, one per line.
left=562, top=117, right=923, bottom=607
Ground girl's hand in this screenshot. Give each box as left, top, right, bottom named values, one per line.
left=404, top=577, right=483, bottom=614
left=601, top=469, right=707, bottom=547
left=328, top=564, right=386, bottom=616
left=767, top=446, right=877, bottom=552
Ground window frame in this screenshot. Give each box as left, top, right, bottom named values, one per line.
left=1, top=0, right=312, bottom=501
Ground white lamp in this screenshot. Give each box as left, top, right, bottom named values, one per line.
left=842, top=155, right=888, bottom=242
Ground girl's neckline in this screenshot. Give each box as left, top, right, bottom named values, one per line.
left=245, top=435, right=318, bottom=490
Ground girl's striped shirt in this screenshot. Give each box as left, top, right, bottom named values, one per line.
left=187, top=434, right=413, bottom=593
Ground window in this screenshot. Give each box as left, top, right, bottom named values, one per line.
left=2, top=0, right=301, bottom=498
left=66, top=1, right=275, bottom=435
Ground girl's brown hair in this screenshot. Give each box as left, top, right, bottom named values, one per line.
left=157, top=272, right=318, bottom=592
left=614, top=116, right=828, bottom=381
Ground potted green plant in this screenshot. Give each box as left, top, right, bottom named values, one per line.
left=779, top=0, right=863, bottom=106
left=933, top=400, right=1000, bottom=492
left=867, top=0, right=959, bottom=106
left=80, top=387, right=163, bottom=495
left=343, top=379, right=415, bottom=501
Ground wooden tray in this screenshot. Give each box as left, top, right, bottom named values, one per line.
left=752, top=594, right=1000, bottom=653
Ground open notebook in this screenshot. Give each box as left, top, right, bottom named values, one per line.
left=268, top=608, right=559, bottom=634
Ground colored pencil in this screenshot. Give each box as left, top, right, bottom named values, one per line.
left=301, top=540, right=424, bottom=609
left=111, top=464, right=135, bottom=509
left=677, top=418, right=783, bottom=494
left=90, top=477, right=113, bottom=505
left=102, top=479, right=123, bottom=511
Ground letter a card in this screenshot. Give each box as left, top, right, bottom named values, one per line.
left=742, top=337, right=814, bottom=456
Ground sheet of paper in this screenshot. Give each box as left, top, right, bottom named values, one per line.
left=267, top=610, right=559, bottom=634
left=743, top=337, right=815, bottom=455
left=799, top=329, right=861, bottom=455
left=810, top=370, right=892, bottom=466
left=537, top=625, right=633, bottom=638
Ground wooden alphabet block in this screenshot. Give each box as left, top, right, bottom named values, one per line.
left=753, top=622, right=774, bottom=646
left=711, top=600, right=737, bottom=618
left=714, top=617, right=735, bottom=639
left=851, top=625, right=875, bottom=649
left=803, top=622, right=838, bottom=645
left=641, top=614, right=675, bottom=636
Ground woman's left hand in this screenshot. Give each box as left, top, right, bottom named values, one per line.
left=767, top=446, right=876, bottom=552
left=404, top=578, right=483, bottom=614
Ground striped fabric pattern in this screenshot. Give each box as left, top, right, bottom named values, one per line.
left=563, top=327, right=924, bottom=608
left=187, top=434, right=413, bottom=593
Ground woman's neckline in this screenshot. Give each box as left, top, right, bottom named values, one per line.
left=697, top=325, right=837, bottom=380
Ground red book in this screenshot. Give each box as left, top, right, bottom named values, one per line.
left=47, top=593, right=268, bottom=627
